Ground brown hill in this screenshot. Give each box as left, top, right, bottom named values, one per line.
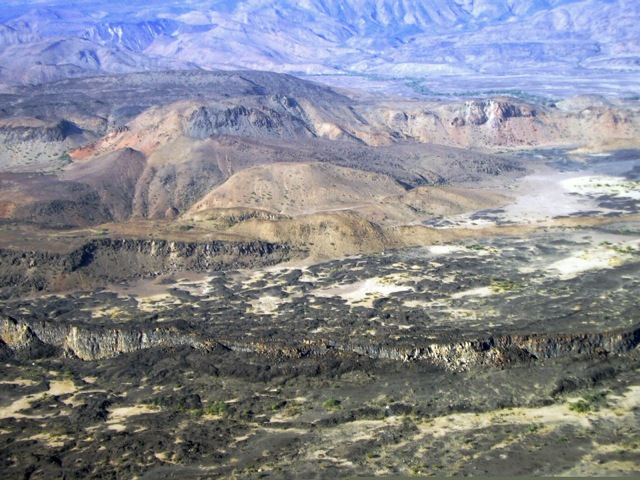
left=188, top=162, right=407, bottom=216
left=64, top=147, right=146, bottom=221
left=1, top=71, right=638, bottom=235
left=354, top=186, right=508, bottom=226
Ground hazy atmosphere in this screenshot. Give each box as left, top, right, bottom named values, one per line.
left=0, top=1, right=639, bottom=478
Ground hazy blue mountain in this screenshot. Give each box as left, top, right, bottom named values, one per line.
left=0, top=0, right=637, bottom=96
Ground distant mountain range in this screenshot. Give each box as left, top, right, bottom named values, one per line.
left=0, top=0, right=638, bottom=96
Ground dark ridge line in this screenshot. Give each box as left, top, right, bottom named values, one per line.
left=2, top=315, right=639, bottom=370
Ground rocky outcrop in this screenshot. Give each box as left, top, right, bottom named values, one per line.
left=223, top=327, right=640, bottom=370
left=0, top=315, right=207, bottom=360
left=3, top=312, right=638, bottom=369
left=181, top=102, right=315, bottom=140
left=188, top=207, right=289, bottom=227
left=181, top=106, right=214, bottom=139
left=0, top=237, right=295, bottom=297
left=0, top=24, right=38, bottom=46
left=81, top=19, right=177, bottom=53
left=0, top=120, right=83, bottom=143
left=452, top=99, right=535, bottom=127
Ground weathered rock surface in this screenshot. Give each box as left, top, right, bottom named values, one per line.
left=0, top=237, right=294, bottom=297
left=2, top=313, right=638, bottom=369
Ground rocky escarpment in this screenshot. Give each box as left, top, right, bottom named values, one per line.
left=449, top=99, right=536, bottom=127
left=2, top=314, right=638, bottom=369
left=0, top=119, right=83, bottom=143
left=224, top=327, right=640, bottom=370
left=0, top=315, right=210, bottom=361
left=0, top=237, right=295, bottom=297
left=181, top=100, right=316, bottom=140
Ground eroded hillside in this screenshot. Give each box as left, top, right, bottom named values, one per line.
left=0, top=68, right=639, bottom=479
left=1, top=71, right=638, bottom=235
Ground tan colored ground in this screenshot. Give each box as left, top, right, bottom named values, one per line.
left=189, top=162, right=406, bottom=216
left=0, top=378, right=78, bottom=420
left=284, top=386, right=640, bottom=477
left=312, top=277, right=412, bottom=308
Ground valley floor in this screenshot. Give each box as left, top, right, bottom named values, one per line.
left=0, top=148, right=639, bottom=478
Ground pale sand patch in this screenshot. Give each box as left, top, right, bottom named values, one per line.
left=451, top=286, right=495, bottom=299
left=442, top=167, right=625, bottom=230
left=298, top=273, right=318, bottom=284
left=441, top=274, right=457, bottom=284
left=231, top=433, right=253, bottom=446
left=259, top=427, right=309, bottom=436
left=447, top=309, right=481, bottom=320
left=48, top=379, right=77, bottom=396
left=0, top=379, right=78, bottom=419
left=92, top=306, right=137, bottom=320
left=63, top=388, right=108, bottom=408
left=269, top=413, right=292, bottom=424
left=422, top=404, right=588, bottom=440
left=249, top=295, right=287, bottom=315
left=107, top=405, right=159, bottom=423
left=0, top=395, right=38, bottom=419
left=499, top=170, right=602, bottom=224
left=562, top=175, right=640, bottom=200
left=548, top=241, right=638, bottom=280
left=313, top=277, right=412, bottom=307
left=0, top=379, right=38, bottom=387
left=418, top=387, right=639, bottom=442
left=25, top=433, right=68, bottom=448
left=404, top=300, right=430, bottom=308
left=608, top=385, right=640, bottom=410
left=304, top=448, right=357, bottom=469
left=301, top=417, right=401, bottom=463
left=307, top=449, right=329, bottom=461
left=107, top=424, right=127, bottom=432
left=136, top=294, right=177, bottom=312
left=105, top=405, right=159, bottom=431
left=428, top=245, right=467, bottom=255
left=558, top=459, right=640, bottom=477
left=323, top=417, right=400, bottom=438
left=154, top=452, right=176, bottom=463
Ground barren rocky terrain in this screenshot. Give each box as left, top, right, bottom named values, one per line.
left=1, top=0, right=639, bottom=98
left=0, top=67, right=638, bottom=478
left=1, top=223, right=640, bottom=478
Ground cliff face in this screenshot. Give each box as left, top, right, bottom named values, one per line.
left=0, top=237, right=294, bottom=297
left=225, top=328, right=640, bottom=370
left=181, top=102, right=315, bottom=140
left=450, top=100, right=535, bottom=127
left=0, top=315, right=206, bottom=360
left=2, top=313, right=638, bottom=369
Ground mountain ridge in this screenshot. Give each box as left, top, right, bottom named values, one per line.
left=0, top=0, right=637, bottom=96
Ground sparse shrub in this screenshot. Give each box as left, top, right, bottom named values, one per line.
left=568, top=399, right=591, bottom=413
left=490, top=278, right=524, bottom=292
left=58, top=152, right=72, bottom=165
left=205, top=401, right=228, bottom=416
left=323, top=397, right=341, bottom=410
